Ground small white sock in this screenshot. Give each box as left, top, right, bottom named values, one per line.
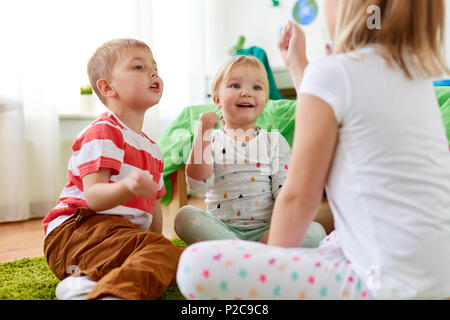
left=55, top=275, right=97, bottom=300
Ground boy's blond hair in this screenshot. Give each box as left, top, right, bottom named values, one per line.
left=87, top=38, right=150, bottom=103
left=211, top=55, right=270, bottom=101
left=334, top=0, right=450, bottom=78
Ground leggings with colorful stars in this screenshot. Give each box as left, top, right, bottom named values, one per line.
left=176, top=234, right=373, bottom=300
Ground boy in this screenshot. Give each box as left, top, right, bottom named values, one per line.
left=42, top=39, right=184, bottom=300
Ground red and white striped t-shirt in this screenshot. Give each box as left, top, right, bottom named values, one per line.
left=42, top=111, right=166, bottom=237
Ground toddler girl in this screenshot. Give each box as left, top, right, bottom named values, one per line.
left=174, top=55, right=326, bottom=246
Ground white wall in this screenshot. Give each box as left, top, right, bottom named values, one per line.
left=207, top=0, right=450, bottom=79
left=206, top=0, right=329, bottom=79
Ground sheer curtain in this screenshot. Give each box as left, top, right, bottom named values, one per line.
left=0, top=1, right=33, bottom=222
left=0, top=0, right=208, bottom=222
left=0, top=19, right=27, bottom=221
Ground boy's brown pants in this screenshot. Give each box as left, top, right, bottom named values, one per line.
left=43, top=208, right=184, bottom=300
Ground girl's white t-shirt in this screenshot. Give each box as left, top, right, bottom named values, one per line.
left=299, top=45, right=450, bottom=299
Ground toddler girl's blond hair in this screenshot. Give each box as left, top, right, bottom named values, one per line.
left=87, top=38, right=150, bottom=103
left=333, top=0, right=449, bottom=78
left=211, top=55, right=270, bottom=102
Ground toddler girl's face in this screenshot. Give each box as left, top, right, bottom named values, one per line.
left=109, top=46, right=163, bottom=111
left=215, top=64, right=267, bottom=131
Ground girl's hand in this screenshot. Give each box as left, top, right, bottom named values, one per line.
left=125, top=170, right=158, bottom=198
left=278, top=20, right=308, bottom=73
left=199, top=112, right=220, bottom=131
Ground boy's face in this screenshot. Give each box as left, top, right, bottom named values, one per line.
left=109, top=46, right=163, bottom=110
left=215, top=64, right=267, bottom=130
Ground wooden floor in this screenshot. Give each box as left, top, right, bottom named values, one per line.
left=0, top=216, right=47, bottom=263
left=0, top=197, right=206, bottom=263
left=0, top=197, right=332, bottom=263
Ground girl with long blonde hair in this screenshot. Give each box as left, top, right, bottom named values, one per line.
left=177, top=0, right=450, bottom=300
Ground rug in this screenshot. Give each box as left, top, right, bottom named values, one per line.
left=0, top=239, right=187, bottom=300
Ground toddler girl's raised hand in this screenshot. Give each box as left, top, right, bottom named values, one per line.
left=125, top=170, right=159, bottom=198
left=186, top=112, right=218, bottom=180
left=199, top=112, right=220, bottom=131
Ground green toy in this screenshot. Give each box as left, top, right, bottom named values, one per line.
left=229, top=35, right=246, bottom=55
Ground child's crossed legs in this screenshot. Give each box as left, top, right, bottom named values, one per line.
left=175, top=205, right=326, bottom=247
